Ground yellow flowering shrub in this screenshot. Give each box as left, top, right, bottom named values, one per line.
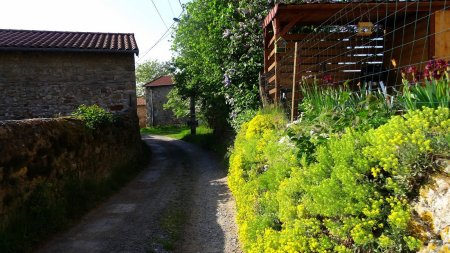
left=229, top=107, right=449, bottom=252
left=364, top=107, right=450, bottom=195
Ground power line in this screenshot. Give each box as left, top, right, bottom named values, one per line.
left=137, top=11, right=184, bottom=63
left=150, top=0, right=169, bottom=30
left=167, top=0, right=175, bottom=16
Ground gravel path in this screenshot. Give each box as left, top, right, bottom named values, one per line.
left=37, top=135, right=241, bottom=253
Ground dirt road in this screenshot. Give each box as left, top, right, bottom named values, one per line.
left=37, top=135, right=241, bottom=253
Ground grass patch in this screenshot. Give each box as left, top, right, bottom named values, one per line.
left=141, top=125, right=230, bottom=158
left=157, top=203, right=187, bottom=251
left=140, top=125, right=192, bottom=139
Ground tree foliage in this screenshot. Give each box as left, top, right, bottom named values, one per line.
left=171, top=0, right=276, bottom=132
left=163, top=87, right=189, bottom=119
left=135, top=59, right=170, bottom=97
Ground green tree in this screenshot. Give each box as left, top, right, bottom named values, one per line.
left=171, top=0, right=305, bottom=132
left=163, top=87, right=189, bottom=118
left=135, top=59, right=170, bottom=97
left=171, top=0, right=233, bottom=133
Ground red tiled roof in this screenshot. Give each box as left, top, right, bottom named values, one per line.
left=144, top=75, right=174, bottom=87
left=0, top=29, right=139, bottom=55
left=137, top=97, right=146, bottom=106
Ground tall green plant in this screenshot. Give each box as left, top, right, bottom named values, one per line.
left=402, top=60, right=449, bottom=110
left=299, top=78, right=394, bottom=132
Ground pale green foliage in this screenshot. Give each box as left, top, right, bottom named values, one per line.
left=135, top=59, right=170, bottom=97
left=401, top=59, right=449, bottom=110
left=171, top=0, right=274, bottom=132
left=229, top=107, right=450, bottom=252
left=72, top=104, right=115, bottom=129
left=163, top=87, right=189, bottom=119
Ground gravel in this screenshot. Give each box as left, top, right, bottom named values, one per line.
left=36, top=135, right=242, bottom=253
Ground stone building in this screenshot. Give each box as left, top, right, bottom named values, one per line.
left=136, top=97, right=147, bottom=128
left=0, top=29, right=139, bottom=120
left=145, top=75, right=184, bottom=126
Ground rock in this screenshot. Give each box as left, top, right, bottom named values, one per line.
left=413, top=160, right=450, bottom=252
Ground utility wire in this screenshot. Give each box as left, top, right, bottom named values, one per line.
left=167, top=0, right=175, bottom=16
left=150, top=0, right=169, bottom=29
left=137, top=11, right=184, bottom=63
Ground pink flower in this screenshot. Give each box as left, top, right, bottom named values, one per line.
left=436, top=59, right=448, bottom=70
left=425, top=60, right=436, bottom=71
left=414, top=71, right=423, bottom=83
left=423, top=69, right=430, bottom=80
left=433, top=71, right=442, bottom=80
left=322, top=74, right=333, bottom=84
left=406, top=66, right=417, bottom=74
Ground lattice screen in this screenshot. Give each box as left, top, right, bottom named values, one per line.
left=261, top=1, right=449, bottom=118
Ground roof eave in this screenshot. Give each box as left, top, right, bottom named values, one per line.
left=0, top=47, right=139, bottom=55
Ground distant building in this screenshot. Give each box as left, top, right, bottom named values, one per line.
left=0, top=29, right=139, bottom=120
left=136, top=97, right=147, bottom=128
left=144, top=75, right=184, bottom=126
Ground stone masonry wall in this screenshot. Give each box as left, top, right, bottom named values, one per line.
left=0, top=115, right=143, bottom=222
left=137, top=104, right=147, bottom=128
left=145, top=85, right=186, bottom=126
left=0, top=51, right=137, bottom=120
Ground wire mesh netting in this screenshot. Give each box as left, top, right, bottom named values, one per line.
left=261, top=1, right=449, bottom=118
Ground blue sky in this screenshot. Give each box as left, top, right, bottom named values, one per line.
left=0, top=0, right=186, bottom=64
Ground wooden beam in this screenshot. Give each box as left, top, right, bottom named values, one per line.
left=269, top=35, right=276, bottom=47
left=280, top=16, right=303, bottom=36
left=291, top=42, right=298, bottom=122
left=434, top=9, right=450, bottom=59
left=268, top=61, right=276, bottom=72
left=264, top=28, right=270, bottom=73
left=268, top=75, right=276, bottom=84
left=263, top=2, right=448, bottom=29
left=268, top=48, right=276, bottom=60
left=430, top=12, right=436, bottom=59
left=274, top=17, right=281, bottom=105
left=276, top=55, right=383, bottom=65
left=282, top=33, right=356, bottom=41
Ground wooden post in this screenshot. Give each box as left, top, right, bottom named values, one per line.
left=273, top=19, right=281, bottom=105
left=291, top=42, right=298, bottom=122
left=434, top=10, right=450, bottom=59
left=259, top=72, right=268, bottom=107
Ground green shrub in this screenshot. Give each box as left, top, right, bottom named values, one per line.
left=287, top=81, right=395, bottom=165
left=229, top=107, right=450, bottom=252
left=72, top=104, right=115, bottom=129
left=401, top=59, right=449, bottom=110
left=230, top=109, right=258, bottom=132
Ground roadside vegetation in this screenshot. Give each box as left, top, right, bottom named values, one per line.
left=0, top=105, right=148, bottom=253
left=157, top=0, right=450, bottom=251
left=228, top=61, right=449, bottom=252
left=140, top=125, right=230, bottom=157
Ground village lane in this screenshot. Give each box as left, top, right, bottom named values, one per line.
left=37, top=135, right=241, bottom=253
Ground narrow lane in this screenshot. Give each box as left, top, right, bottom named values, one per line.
left=37, top=135, right=241, bottom=253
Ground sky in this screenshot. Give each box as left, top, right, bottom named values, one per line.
left=0, top=0, right=187, bottom=64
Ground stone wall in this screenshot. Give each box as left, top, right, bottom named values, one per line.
left=415, top=160, right=450, bottom=252
left=137, top=104, right=147, bottom=128
left=0, top=51, right=137, bottom=120
left=0, top=115, right=144, bottom=222
left=145, top=85, right=185, bottom=126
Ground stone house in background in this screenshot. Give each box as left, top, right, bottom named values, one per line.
left=136, top=97, right=147, bottom=128
left=0, top=29, right=139, bottom=120
left=145, top=75, right=184, bottom=126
